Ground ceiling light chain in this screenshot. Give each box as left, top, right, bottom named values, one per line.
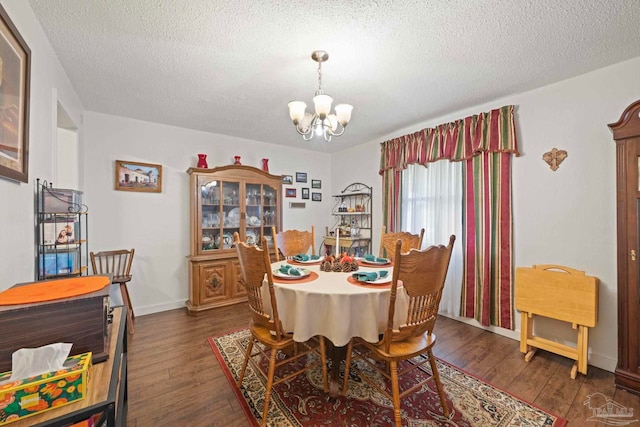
left=288, top=50, right=353, bottom=143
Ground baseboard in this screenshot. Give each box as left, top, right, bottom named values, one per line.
left=135, top=300, right=188, bottom=316
left=438, top=312, right=617, bottom=373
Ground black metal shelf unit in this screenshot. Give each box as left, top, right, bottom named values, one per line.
left=324, top=182, right=372, bottom=257
left=35, top=179, right=88, bottom=281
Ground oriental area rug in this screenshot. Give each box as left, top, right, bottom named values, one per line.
left=209, top=329, right=567, bottom=427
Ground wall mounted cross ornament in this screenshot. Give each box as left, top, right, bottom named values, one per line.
left=542, top=148, right=568, bottom=171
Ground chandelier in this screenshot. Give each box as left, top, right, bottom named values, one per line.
left=288, top=50, right=353, bottom=142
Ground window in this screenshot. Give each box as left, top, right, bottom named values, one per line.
left=401, top=160, right=464, bottom=315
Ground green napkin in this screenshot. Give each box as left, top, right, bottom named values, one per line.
left=279, top=264, right=302, bottom=276
left=293, top=254, right=321, bottom=262
left=293, top=254, right=310, bottom=262
left=364, top=254, right=388, bottom=263
left=352, top=271, right=389, bottom=281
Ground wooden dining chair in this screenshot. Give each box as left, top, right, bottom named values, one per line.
left=271, top=225, right=315, bottom=261
left=233, top=233, right=328, bottom=427
left=342, top=235, right=456, bottom=426
left=379, top=226, right=425, bottom=260
left=90, top=248, right=135, bottom=334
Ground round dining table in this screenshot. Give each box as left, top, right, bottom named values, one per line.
left=265, top=258, right=408, bottom=395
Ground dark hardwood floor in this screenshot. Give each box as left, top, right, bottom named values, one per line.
left=126, top=304, right=639, bottom=426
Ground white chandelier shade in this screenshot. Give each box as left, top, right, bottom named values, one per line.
left=288, top=51, right=353, bottom=142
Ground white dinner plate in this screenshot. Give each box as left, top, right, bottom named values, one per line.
left=357, top=257, right=391, bottom=266
left=362, top=275, right=392, bottom=285
left=294, top=256, right=325, bottom=264
left=273, top=268, right=311, bottom=279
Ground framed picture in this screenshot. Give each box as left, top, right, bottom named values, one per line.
left=312, top=192, right=322, bottom=202
left=289, top=202, right=305, bottom=209
left=311, top=179, right=321, bottom=189
left=296, top=172, right=307, bottom=183
left=301, top=188, right=309, bottom=199
left=0, top=5, right=31, bottom=183
left=285, top=188, right=296, bottom=198
left=282, top=175, right=293, bottom=185
left=115, top=160, right=163, bottom=193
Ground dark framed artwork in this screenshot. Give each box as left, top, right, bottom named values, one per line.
left=295, top=172, right=307, bottom=183
left=312, top=192, right=322, bottom=202
left=301, top=188, right=309, bottom=199
left=115, top=160, right=163, bottom=193
left=285, top=188, right=296, bottom=198
left=282, top=175, right=293, bottom=185
left=311, top=179, right=321, bottom=189
left=0, top=5, right=31, bottom=183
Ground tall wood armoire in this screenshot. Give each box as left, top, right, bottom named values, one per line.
left=609, top=99, right=640, bottom=395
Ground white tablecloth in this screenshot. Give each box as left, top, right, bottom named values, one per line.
left=265, top=260, right=407, bottom=346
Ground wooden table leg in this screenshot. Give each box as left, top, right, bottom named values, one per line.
left=327, top=341, right=347, bottom=398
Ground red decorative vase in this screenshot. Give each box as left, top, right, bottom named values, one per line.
left=234, top=156, right=242, bottom=165
left=197, top=154, right=208, bottom=168
left=261, top=158, right=269, bottom=172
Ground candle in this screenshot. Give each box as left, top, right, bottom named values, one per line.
left=335, top=228, right=340, bottom=257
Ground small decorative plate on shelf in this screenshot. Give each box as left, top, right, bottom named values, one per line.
left=273, top=267, right=311, bottom=279
left=245, top=229, right=258, bottom=245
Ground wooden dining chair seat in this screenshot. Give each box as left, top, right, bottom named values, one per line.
left=343, top=235, right=456, bottom=426
left=379, top=226, right=425, bottom=260
left=234, top=233, right=327, bottom=427
left=271, top=225, right=315, bottom=261
left=90, top=248, right=135, bottom=334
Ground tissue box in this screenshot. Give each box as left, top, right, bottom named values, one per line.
left=0, top=352, right=91, bottom=425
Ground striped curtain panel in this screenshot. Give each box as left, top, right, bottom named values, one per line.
left=379, top=105, right=518, bottom=329
left=462, top=152, right=514, bottom=328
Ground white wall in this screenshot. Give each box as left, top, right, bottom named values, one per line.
left=0, top=0, right=83, bottom=289
left=333, top=56, right=640, bottom=372
left=3, top=0, right=639, bottom=374
left=83, top=112, right=331, bottom=314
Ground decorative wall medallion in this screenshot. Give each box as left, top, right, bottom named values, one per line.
left=542, top=148, right=568, bottom=171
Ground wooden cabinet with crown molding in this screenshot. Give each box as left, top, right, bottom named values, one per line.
left=186, top=165, right=282, bottom=314
left=609, top=99, right=640, bottom=395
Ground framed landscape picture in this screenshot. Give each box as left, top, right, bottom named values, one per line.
left=296, top=172, right=307, bottom=183
left=311, top=179, right=321, bottom=189
left=115, top=160, right=162, bottom=193
left=312, top=192, right=322, bottom=202
left=0, top=5, right=31, bottom=183
left=285, top=188, right=296, bottom=198
left=282, top=175, right=293, bottom=185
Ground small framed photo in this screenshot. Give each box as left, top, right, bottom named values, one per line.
left=115, top=160, right=162, bottom=193
left=296, top=172, right=307, bottom=183
left=311, top=179, right=321, bottom=189
left=285, top=188, right=296, bottom=198
left=311, top=192, right=322, bottom=202
left=282, top=175, right=293, bottom=185
left=301, top=188, right=310, bottom=199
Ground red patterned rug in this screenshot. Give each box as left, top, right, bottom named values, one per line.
left=209, top=329, right=567, bottom=427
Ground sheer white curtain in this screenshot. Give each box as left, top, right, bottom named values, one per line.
left=401, top=160, right=463, bottom=316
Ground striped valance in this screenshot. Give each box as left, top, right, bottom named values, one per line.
left=379, top=105, right=519, bottom=173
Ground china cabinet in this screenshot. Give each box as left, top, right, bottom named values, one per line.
left=324, top=182, right=372, bottom=257
left=35, top=180, right=88, bottom=281
left=609, top=99, right=640, bottom=395
left=186, top=165, right=282, bottom=314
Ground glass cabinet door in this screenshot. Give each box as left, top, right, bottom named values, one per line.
left=262, top=184, right=278, bottom=247
left=243, top=182, right=278, bottom=248
left=199, top=178, right=240, bottom=253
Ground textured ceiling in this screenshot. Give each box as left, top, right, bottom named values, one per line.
left=28, top=0, right=640, bottom=153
